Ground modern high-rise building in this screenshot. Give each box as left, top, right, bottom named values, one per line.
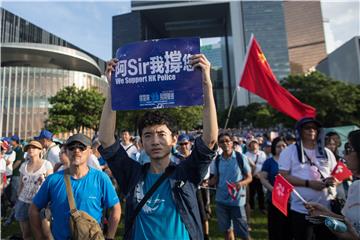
left=284, top=0, right=327, bottom=74
left=112, top=0, right=326, bottom=112
left=0, top=8, right=108, bottom=139
left=316, top=36, right=360, bottom=85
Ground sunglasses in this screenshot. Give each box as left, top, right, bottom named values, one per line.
left=302, top=125, right=318, bottom=131
left=67, top=144, right=87, bottom=152
left=179, top=142, right=189, bottom=146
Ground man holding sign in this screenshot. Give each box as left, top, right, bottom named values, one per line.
left=98, top=51, right=218, bottom=240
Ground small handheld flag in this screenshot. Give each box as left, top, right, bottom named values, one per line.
left=272, top=174, right=294, bottom=216
left=331, top=161, right=352, bottom=182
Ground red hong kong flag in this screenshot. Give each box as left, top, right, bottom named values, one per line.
left=272, top=174, right=294, bottom=216
left=239, top=35, right=316, bottom=121
left=226, top=181, right=238, bottom=200
left=331, top=161, right=352, bottom=182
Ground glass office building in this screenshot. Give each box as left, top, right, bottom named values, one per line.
left=1, top=8, right=107, bottom=139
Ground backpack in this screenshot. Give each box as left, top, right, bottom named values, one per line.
left=64, top=171, right=104, bottom=240
left=215, top=151, right=246, bottom=184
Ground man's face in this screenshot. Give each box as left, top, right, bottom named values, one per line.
left=219, top=136, right=233, bottom=154
left=39, top=138, right=50, bottom=148
left=301, top=123, right=318, bottom=142
left=249, top=141, right=259, bottom=152
left=10, top=140, right=17, bottom=147
left=121, top=131, right=131, bottom=143
left=141, top=124, right=176, bottom=161
left=257, top=137, right=264, bottom=145
left=66, top=142, right=90, bottom=167
left=178, top=141, right=190, bottom=154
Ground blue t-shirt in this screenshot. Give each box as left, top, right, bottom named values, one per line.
left=213, top=151, right=251, bottom=206
left=33, top=168, right=119, bottom=240
left=261, top=157, right=279, bottom=201
left=133, top=172, right=190, bottom=240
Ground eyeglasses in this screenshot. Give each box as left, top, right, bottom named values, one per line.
left=219, top=140, right=232, bottom=144
left=67, top=144, right=87, bottom=152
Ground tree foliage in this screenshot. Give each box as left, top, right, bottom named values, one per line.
left=221, top=72, right=360, bottom=128
left=46, top=85, right=105, bottom=134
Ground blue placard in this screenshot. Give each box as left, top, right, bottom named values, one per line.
left=111, top=37, right=203, bottom=110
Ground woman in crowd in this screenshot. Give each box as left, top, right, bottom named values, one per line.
left=306, top=129, right=360, bottom=240
left=15, top=140, right=53, bottom=240
left=258, top=136, right=292, bottom=240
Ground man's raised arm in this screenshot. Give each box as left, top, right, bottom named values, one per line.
left=191, top=54, right=218, bottom=149
left=98, top=59, right=118, bottom=148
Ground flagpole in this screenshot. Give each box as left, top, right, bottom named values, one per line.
left=292, top=188, right=307, bottom=204
left=224, top=87, right=238, bottom=129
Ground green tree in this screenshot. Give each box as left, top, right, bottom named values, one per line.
left=46, top=86, right=78, bottom=133
left=280, top=71, right=360, bottom=127
left=46, top=85, right=105, bottom=134
left=222, top=71, right=360, bottom=128
left=75, top=87, right=105, bottom=132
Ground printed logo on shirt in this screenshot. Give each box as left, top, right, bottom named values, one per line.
left=143, top=198, right=165, bottom=214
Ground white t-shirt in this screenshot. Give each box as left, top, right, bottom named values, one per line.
left=278, top=144, right=337, bottom=214
left=4, top=151, right=16, bottom=176
left=0, top=157, right=6, bottom=174
left=18, top=160, right=53, bottom=203
left=87, top=154, right=102, bottom=170
left=120, top=142, right=138, bottom=160
left=342, top=180, right=360, bottom=235
left=44, top=143, right=60, bottom=167
left=245, top=150, right=267, bottom=175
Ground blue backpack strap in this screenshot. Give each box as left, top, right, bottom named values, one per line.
left=215, top=154, right=221, bottom=180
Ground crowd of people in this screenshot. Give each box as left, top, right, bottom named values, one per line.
left=0, top=55, right=359, bottom=240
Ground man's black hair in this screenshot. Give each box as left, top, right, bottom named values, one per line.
left=138, top=110, right=178, bottom=137
left=218, top=132, right=232, bottom=142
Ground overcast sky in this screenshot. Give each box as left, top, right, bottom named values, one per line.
left=2, top=0, right=359, bottom=60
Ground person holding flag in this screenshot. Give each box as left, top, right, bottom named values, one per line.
left=209, top=133, right=252, bottom=240
left=278, top=117, right=338, bottom=240
left=258, top=137, right=292, bottom=240
left=305, top=129, right=360, bottom=240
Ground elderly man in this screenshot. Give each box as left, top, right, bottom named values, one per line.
left=29, top=134, right=121, bottom=240
left=279, top=117, right=338, bottom=240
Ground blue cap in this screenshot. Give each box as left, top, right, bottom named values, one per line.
left=34, top=130, right=53, bottom=140
left=11, top=134, right=20, bottom=142
left=178, top=134, right=190, bottom=143
left=265, top=141, right=272, bottom=147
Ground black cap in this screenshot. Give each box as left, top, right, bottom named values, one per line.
left=295, top=117, right=322, bottom=130
left=65, top=134, right=91, bottom=147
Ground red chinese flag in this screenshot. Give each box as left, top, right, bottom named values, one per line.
left=272, top=174, right=294, bottom=216
left=331, top=161, right=352, bottom=182
left=239, top=35, right=316, bottom=120
left=226, top=181, right=238, bottom=200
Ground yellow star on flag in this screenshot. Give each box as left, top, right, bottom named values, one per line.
left=258, top=51, right=267, bottom=64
